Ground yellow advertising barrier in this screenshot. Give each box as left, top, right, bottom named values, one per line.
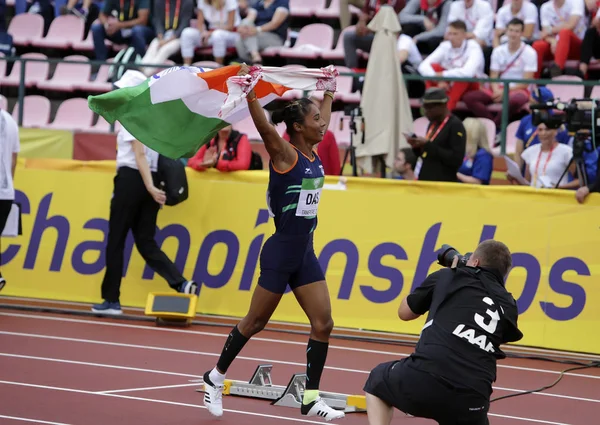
left=2, top=162, right=599, bottom=354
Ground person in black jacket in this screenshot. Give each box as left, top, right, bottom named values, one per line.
left=406, top=88, right=466, bottom=182
left=364, top=239, right=523, bottom=425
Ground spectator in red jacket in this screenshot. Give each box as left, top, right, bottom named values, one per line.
left=283, top=130, right=341, bottom=175
left=188, top=125, right=252, bottom=171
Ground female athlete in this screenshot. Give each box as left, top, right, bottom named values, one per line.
left=201, top=63, right=344, bottom=421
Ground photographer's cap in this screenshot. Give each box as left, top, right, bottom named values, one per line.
left=422, top=88, right=449, bottom=104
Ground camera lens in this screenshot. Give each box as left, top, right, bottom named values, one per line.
left=438, top=244, right=460, bottom=268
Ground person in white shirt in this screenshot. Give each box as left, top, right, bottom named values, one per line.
left=418, top=19, right=484, bottom=110
left=446, top=0, right=494, bottom=48
left=493, top=0, right=539, bottom=47
left=397, top=33, right=423, bottom=70
left=532, top=0, right=587, bottom=78
left=508, top=121, right=575, bottom=189
left=463, top=18, right=537, bottom=126
left=180, top=0, right=241, bottom=65
left=91, top=85, right=196, bottom=316
left=0, top=106, right=20, bottom=292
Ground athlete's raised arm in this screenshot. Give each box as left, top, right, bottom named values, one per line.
left=239, top=64, right=297, bottom=172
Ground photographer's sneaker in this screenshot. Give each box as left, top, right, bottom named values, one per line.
left=301, top=397, right=345, bottom=421
left=203, top=371, right=224, bottom=417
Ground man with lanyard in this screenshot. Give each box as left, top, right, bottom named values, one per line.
left=406, top=88, right=466, bottom=182
left=91, top=0, right=155, bottom=62
left=462, top=18, right=537, bottom=127
left=513, top=86, right=570, bottom=173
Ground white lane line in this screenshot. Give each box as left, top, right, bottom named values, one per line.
left=0, top=416, right=74, bottom=425
left=1, top=350, right=598, bottom=404
left=1, top=311, right=598, bottom=378
left=96, top=383, right=201, bottom=394
left=0, top=380, right=339, bottom=425
left=0, top=312, right=402, bottom=356
left=488, top=413, right=573, bottom=425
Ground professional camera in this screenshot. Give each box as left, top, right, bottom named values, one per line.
left=437, top=244, right=473, bottom=268
left=531, top=98, right=600, bottom=145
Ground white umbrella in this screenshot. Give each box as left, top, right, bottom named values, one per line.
left=354, top=5, right=413, bottom=176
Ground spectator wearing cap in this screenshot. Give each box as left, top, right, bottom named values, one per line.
left=399, top=0, right=452, bottom=55
left=405, top=88, right=466, bottom=182
left=513, top=86, right=570, bottom=172
left=462, top=18, right=537, bottom=127
left=457, top=118, right=494, bottom=185
left=533, top=0, right=587, bottom=78
left=343, top=0, right=405, bottom=70
left=417, top=20, right=484, bottom=111
left=493, top=0, right=539, bottom=47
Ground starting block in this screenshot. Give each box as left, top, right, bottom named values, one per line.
left=194, top=364, right=367, bottom=413
left=144, top=292, right=197, bottom=327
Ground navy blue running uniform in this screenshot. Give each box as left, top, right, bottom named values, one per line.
left=258, top=146, right=326, bottom=294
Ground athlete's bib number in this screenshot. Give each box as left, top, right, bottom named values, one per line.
left=296, top=177, right=324, bottom=217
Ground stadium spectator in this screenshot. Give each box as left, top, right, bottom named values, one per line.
left=493, top=0, right=539, bottom=47
left=340, top=0, right=366, bottom=29
left=462, top=18, right=537, bottom=126
left=0, top=102, right=20, bottom=292
left=446, top=0, right=494, bottom=48
left=578, top=8, right=600, bottom=78
left=533, top=0, right=587, bottom=78
left=187, top=125, right=252, bottom=171
left=234, top=0, right=290, bottom=65
left=399, top=0, right=451, bottom=55
left=513, top=87, right=570, bottom=171
left=508, top=122, right=575, bottom=188
left=17, top=0, right=54, bottom=32
left=91, top=0, right=155, bottom=61
left=343, top=0, right=405, bottom=70
left=418, top=20, right=485, bottom=111
left=398, top=32, right=425, bottom=97
left=180, top=0, right=241, bottom=66
left=406, top=88, right=466, bottom=182
left=141, top=0, right=195, bottom=76
left=457, top=117, right=494, bottom=185
left=392, top=147, right=417, bottom=180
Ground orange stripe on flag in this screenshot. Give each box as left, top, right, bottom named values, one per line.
left=197, top=65, right=291, bottom=98
left=198, top=65, right=241, bottom=93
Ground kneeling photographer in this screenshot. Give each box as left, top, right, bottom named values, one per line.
left=363, top=240, right=523, bottom=425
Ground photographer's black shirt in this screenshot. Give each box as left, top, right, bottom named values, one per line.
left=406, top=267, right=523, bottom=398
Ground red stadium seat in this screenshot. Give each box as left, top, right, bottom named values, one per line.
left=11, top=95, right=51, bottom=128
left=37, top=55, right=92, bottom=92
left=33, top=15, right=85, bottom=49
left=289, top=0, right=324, bottom=17
left=7, top=14, right=44, bottom=46
left=45, top=98, right=94, bottom=131
left=321, top=26, right=356, bottom=60
left=2, top=53, right=50, bottom=88
left=278, top=23, right=334, bottom=59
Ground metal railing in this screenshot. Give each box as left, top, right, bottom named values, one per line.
left=1, top=55, right=596, bottom=155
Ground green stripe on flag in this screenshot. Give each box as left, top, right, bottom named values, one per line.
left=87, top=82, right=228, bottom=159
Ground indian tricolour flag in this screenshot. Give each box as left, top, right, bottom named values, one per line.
left=87, top=64, right=338, bottom=159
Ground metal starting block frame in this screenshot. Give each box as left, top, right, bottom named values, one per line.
left=193, top=364, right=367, bottom=413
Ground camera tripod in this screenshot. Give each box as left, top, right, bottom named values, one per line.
left=555, top=154, right=588, bottom=189
left=339, top=107, right=364, bottom=177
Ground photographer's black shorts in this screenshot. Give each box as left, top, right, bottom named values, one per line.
left=363, top=358, right=490, bottom=425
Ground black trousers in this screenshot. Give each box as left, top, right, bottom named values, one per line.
left=580, top=28, right=600, bottom=65
left=101, top=167, right=185, bottom=303
left=364, top=359, right=490, bottom=425
left=0, top=199, right=12, bottom=269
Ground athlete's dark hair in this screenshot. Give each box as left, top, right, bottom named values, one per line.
left=271, top=98, right=315, bottom=135
left=473, top=240, right=513, bottom=277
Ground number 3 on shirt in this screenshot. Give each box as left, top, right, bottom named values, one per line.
left=474, top=297, right=500, bottom=334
